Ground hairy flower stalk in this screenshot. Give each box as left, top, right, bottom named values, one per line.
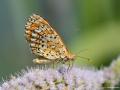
left=0, top=56, right=120, bottom=90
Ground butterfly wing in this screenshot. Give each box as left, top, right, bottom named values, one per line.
left=25, top=14, right=69, bottom=60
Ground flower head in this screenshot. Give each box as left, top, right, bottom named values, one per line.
left=1, top=56, right=120, bottom=90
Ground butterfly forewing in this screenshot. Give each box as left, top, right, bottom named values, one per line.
left=25, top=14, right=69, bottom=61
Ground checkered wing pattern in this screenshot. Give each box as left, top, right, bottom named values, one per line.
left=25, top=14, right=69, bottom=60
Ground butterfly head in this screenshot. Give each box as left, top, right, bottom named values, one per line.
left=64, top=53, right=75, bottom=61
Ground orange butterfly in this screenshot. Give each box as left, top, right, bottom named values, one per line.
left=25, top=14, right=75, bottom=64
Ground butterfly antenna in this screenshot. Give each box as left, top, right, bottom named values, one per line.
left=75, top=49, right=89, bottom=55
left=76, top=55, right=90, bottom=61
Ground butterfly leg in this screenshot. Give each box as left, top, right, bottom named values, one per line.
left=52, top=61, right=55, bottom=68
left=67, top=61, right=71, bottom=72
left=67, top=60, right=74, bottom=71
left=70, top=60, right=74, bottom=70
left=52, top=60, right=60, bottom=69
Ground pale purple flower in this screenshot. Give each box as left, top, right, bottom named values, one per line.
left=0, top=56, right=120, bottom=90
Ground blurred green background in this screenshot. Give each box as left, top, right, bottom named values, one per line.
left=0, top=0, right=120, bottom=82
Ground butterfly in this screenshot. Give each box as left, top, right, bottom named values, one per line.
left=25, top=14, right=75, bottom=65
